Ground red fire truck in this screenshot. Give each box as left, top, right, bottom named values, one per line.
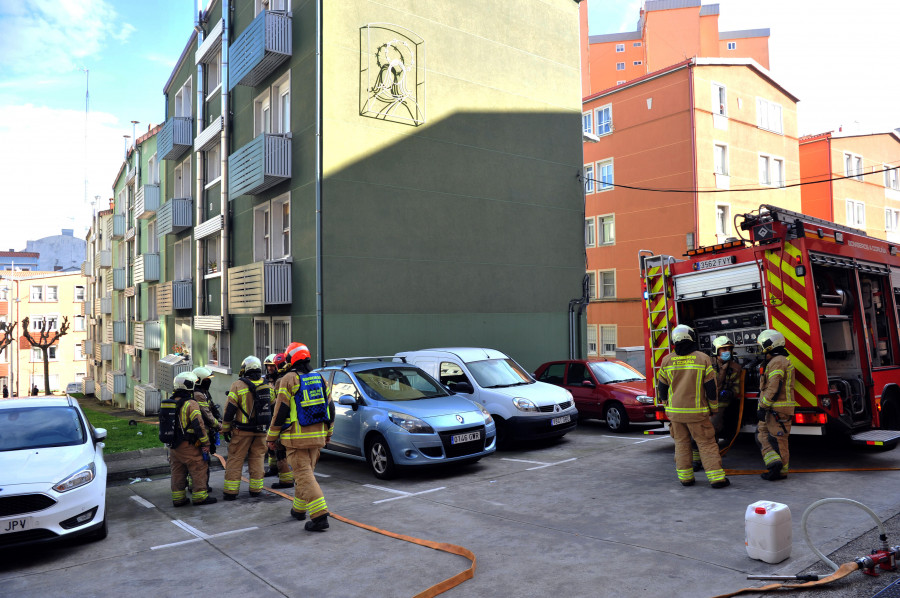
left=640, top=204, right=900, bottom=447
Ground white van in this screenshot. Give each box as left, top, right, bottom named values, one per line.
left=395, top=348, right=578, bottom=446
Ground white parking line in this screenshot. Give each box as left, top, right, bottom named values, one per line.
left=150, top=520, right=259, bottom=551
left=500, top=458, right=548, bottom=465
left=501, top=457, right=578, bottom=470
left=130, top=495, right=155, bottom=509
left=373, top=487, right=446, bottom=505
left=364, top=484, right=409, bottom=495
left=314, top=472, right=331, bottom=478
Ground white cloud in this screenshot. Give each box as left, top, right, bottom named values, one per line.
left=0, top=104, right=127, bottom=249
left=0, top=0, right=135, bottom=78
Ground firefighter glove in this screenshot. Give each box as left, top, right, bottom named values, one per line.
left=756, top=408, right=767, bottom=421
left=223, top=432, right=232, bottom=443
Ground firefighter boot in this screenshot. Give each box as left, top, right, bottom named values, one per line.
left=272, top=481, right=293, bottom=489
left=291, top=509, right=306, bottom=521
left=761, top=463, right=785, bottom=481
left=223, top=493, right=237, bottom=501
left=305, top=514, right=329, bottom=532
left=194, top=496, right=218, bottom=506
left=711, top=478, right=731, bottom=489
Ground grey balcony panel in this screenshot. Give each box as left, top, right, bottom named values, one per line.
left=135, top=321, right=161, bottom=350
left=84, top=339, right=95, bottom=354
left=80, top=261, right=92, bottom=276
left=96, top=250, right=112, bottom=268
left=82, top=378, right=95, bottom=395
left=195, top=215, right=224, bottom=240
left=194, top=315, right=224, bottom=331
left=83, top=301, right=93, bottom=315
left=157, top=198, right=193, bottom=236
left=100, top=387, right=112, bottom=402
left=136, top=185, right=160, bottom=219
left=228, top=133, right=291, bottom=198
left=125, top=166, right=137, bottom=184
left=113, top=267, right=127, bottom=290
left=101, top=343, right=112, bottom=361
left=107, top=370, right=126, bottom=395
left=125, top=226, right=136, bottom=241
left=195, top=18, right=223, bottom=65
left=134, top=384, right=162, bottom=416
left=229, top=10, right=291, bottom=90
left=174, top=280, right=193, bottom=310
left=124, top=286, right=136, bottom=298
left=134, top=253, right=160, bottom=284
left=157, top=355, right=192, bottom=393
left=100, top=297, right=112, bottom=314
left=227, top=260, right=292, bottom=314
left=113, top=320, right=126, bottom=343
left=159, top=117, right=193, bottom=161
left=112, top=214, right=125, bottom=238
left=195, top=116, right=223, bottom=152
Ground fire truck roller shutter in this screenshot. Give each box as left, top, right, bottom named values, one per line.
left=673, top=263, right=761, bottom=301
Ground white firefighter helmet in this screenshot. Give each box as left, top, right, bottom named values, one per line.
left=671, top=324, right=695, bottom=343
left=192, top=366, right=213, bottom=382
left=712, top=336, right=734, bottom=351
left=757, top=329, right=785, bottom=353
left=240, top=355, right=263, bottom=377
left=174, top=371, right=200, bottom=391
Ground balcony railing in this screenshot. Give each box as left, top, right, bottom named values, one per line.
left=111, top=214, right=125, bottom=239
left=229, top=10, right=291, bottom=90
left=157, top=355, right=193, bottom=393
left=113, top=267, right=127, bottom=290
left=82, top=378, right=95, bottom=395
left=194, top=316, right=224, bottom=331
left=134, top=254, right=160, bottom=284
left=84, top=339, right=95, bottom=354
left=125, top=165, right=137, bottom=184
left=80, top=260, right=92, bottom=276
left=100, top=343, right=112, bottom=361
left=159, top=116, right=193, bottom=161
left=157, top=198, right=192, bottom=236
left=195, top=215, right=224, bottom=240
left=158, top=280, right=193, bottom=315
left=227, top=260, right=292, bottom=314
left=228, top=133, right=291, bottom=198
left=96, top=250, right=112, bottom=269
left=136, top=184, right=160, bottom=219
left=113, top=320, right=127, bottom=343
left=100, top=297, right=112, bottom=314
left=107, top=370, right=126, bottom=395
left=135, top=320, right=161, bottom=350
left=134, top=384, right=162, bottom=416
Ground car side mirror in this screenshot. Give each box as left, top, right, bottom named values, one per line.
left=338, top=395, right=357, bottom=406
left=581, top=380, right=596, bottom=388
left=93, top=428, right=107, bottom=443
left=450, top=381, right=474, bottom=394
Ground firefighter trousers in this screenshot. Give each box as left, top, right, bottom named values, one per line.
left=286, top=447, right=328, bottom=519
left=223, top=432, right=267, bottom=496
left=268, top=442, right=293, bottom=484
left=757, top=413, right=791, bottom=475
left=170, top=442, right=209, bottom=504
left=670, top=419, right=726, bottom=485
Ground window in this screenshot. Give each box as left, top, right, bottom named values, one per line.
left=75, top=343, right=84, bottom=361
left=274, top=74, right=290, bottom=134
left=615, top=43, right=624, bottom=52
left=584, top=164, right=594, bottom=193
left=273, top=318, right=291, bottom=355
left=0, top=287, right=7, bottom=301
left=756, top=98, right=783, bottom=134
left=585, top=217, right=595, bottom=247
left=846, top=199, right=865, bottom=227
left=633, top=41, right=642, bottom=47
left=845, top=153, right=864, bottom=181
left=253, top=194, right=291, bottom=261
left=206, top=143, right=221, bottom=183
left=254, top=319, right=271, bottom=359
left=208, top=331, right=226, bottom=366
left=133, top=351, right=141, bottom=379
left=279, top=198, right=291, bottom=258
left=31, top=347, right=42, bottom=362
left=74, top=285, right=85, bottom=302
left=885, top=165, right=899, bottom=190
left=772, top=158, right=784, bottom=187
left=633, top=60, right=642, bottom=66
left=715, top=144, right=729, bottom=175
left=598, top=214, right=615, bottom=245
left=206, top=50, right=221, bottom=95
left=174, top=237, right=192, bottom=281
left=74, top=316, right=86, bottom=331
left=582, top=112, right=593, bottom=135
left=712, top=83, right=727, bottom=116
left=255, top=0, right=287, bottom=15
left=31, top=285, right=43, bottom=302
left=174, top=156, right=192, bottom=199
left=887, top=208, right=900, bottom=232
left=147, top=286, right=158, bottom=320
left=716, top=204, right=731, bottom=236
left=148, top=350, right=158, bottom=386
left=587, top=271, right=596, bottom=298
left=616, top=62, right=625, bottom=71
left=586, top=326, right=598, bottom=356
left=595, top=104, right=612, bottom=135
left=759, top=155, right=770, bottom=185
left=45, top=286, right=58, bottom=302
left=727, top=41, right=736, bottom=50
left=254, top=89, right=271, bottom=135
left=174, top=78, right=192, bottom=118
left=206, top=235, right=221, bottom=274
left=598, top=270, right=615, bottom=299
left=175, top=317, right=191, bottom=349
left=600, top=325, right=617, bottom=356
left=147, top=153, right=159, bottom=185
left=30, top=316, right=44, bottom=331
left=616, top=80, right=626, bottom=85
left=597, top=159, right=614, bottom=191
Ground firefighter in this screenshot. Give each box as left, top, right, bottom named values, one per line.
left=710, top=336, right=742, bottom=443
left=263, top=354, right=281, bottom=478
left=192, top=366, right=221, bottom=492
left=264, top=353, right=294, bottom=489
left=756, top=329, right=796, bottom=481
left=169, top=372, right=217, bottom=506
left=221, top=356, right=271, bottom=500
left=267, top=342, right=334, bottom=531
left=656, top=325, right=730, bottom=489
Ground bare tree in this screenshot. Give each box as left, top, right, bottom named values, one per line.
left=0, top=320, right=16, bottom=357
left=22, top=316, right=70, bottom=395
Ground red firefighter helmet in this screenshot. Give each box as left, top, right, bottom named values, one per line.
left=285, top=342, right=311, bottom=366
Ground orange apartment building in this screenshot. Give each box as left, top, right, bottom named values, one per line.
left=582, top=58, right=801, bottom=353
left=0, top=271, right=88, bottom=396
left=580, top=0, right=770, bottom=97
left=800, top=131, right=900, bottom=242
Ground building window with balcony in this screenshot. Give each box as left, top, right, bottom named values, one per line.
left=712, top=83, right=727, bottom=116
left=598, top=270, right=616, bottom=299
left=584, top=164, right=594, bottom=193
left=845, top=153, right=864, bottom=181
left=174, top=156, right=192, bottom=199
left=253, top=194, right=291, bottom=262
left=597, top=159, right=614, bottom=191
left=148, top=286, right=158, bottom=320
left=74, top=316, right=86, bottom=331
left=147, top=220, right=159, bottom=254
left=598, top=214, right=615, bottom=245
left=616, top=62, right=625, bottom=71
left=206, top=235, right=221, bottom=275
left=174, top=237, right=192, bottom=281
left=600, top=325, right=617, bottom=356
left=846, top=199, right=866, bottom=227
left=885, top=165, right=899, bottom=190
left=255, top=73, right=291, bottom=136
left=208, top=331, right=230, bottom=368
left=582, top=111, right=593, bottom=135
left=715, top=144, right=729, bottom=175
left=254, top=318, right=271, bottom=359
left=206, top=143, right=221, bottom=185
left=585, top=217, right=595, bottom=247
left=587, top=271, right=596, bottom=298
left=886, top=208, right=900, bottom=233
left=615, top=43, right=624, bottom=52
left=727, top=41, right=736, bottom=50
left=206, top=50, right=222, bottom=98
left=756, top=98, right=783, bottom=134
left=587, top=325, right=598, bottom=356
left=595, top=104, right=612, bottom=135
left=174, top=78, right=192, bottom=118
left=255, top=0, right=287, bottom=15
left=254, top=89, right=271, bottom=135
left=716, top=204, right=731, bottom=237
left=30, top=285, right=43, bottom=302
left=74, top=285, right=85, bottom=302
left=273, top=317, right=291, bottom=354
left=175, top=317, right=191, bottom=357
left=133, top=352, right=141, bottom=380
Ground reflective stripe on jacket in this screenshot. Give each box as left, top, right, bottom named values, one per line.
left=759, top=354, right=796, bottom=415
left=657, top=351, right=716, bottom=422
left=267, top=370, right=334, bottom=448
left=179, top=398, right=209, bottom=446
left=222, top=378, right=271, bottom=434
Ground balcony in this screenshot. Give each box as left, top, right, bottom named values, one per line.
left=228, top=133, right=291, bottom=198
left=125, top=165, right=137, bottom=184
left=84, top=339, right=95, bottom=354
left=194, top=316, right=224, bottom=331
left=111, top=214, right=125, bottom=239
left=82, top=378, right=95, bottom=395
left=159, top=116, right=193, bottom=161
left=228, top=10, right=291, bottom=90
left=134, top=384, right=162, bottom=416
left=113, top=267, right=127, bottom=290
left=80, top=260, right=92, bottom=276
left=195, top=116, right=223, bottom=153
left=136, top=184, right=161, bottom=219
left=113, top=320, right=127, bottom=343
left=107, top=370, right=126, bottom=395
left=100, top=343, right=113, bottom=361
left=135, top=320, right=161, bottom=350
left=157, top=198, right=192, bottom=236
left=83, top=301, right=93, bottom=315
left=100, top=387, right=112, bottom=402
left=195, top=214, right=224, bottom=240
left=157, top=355, right=193, bottom=393
left=96, top=250, right=112, bottom=269
left=100, top=297, right=112, bottom=315
left=158, top=280, right=192, bottom=315
left=227, top=260, right=292, bottom=314
left=134, top=253, right=160, bottom=284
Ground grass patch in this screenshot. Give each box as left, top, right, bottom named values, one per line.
left=80, top=406, right=161, bottom=454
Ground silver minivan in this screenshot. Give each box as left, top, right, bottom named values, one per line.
left=395, top=348, right=578, bottom=446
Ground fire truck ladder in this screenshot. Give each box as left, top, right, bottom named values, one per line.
left=641, top=252, right=676, bottom=385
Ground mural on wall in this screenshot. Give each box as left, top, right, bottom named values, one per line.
left=360, top=23, right=425, bottom=126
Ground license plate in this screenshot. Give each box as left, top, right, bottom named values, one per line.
left=0, top=516, right=31, bottom=535
left=694, top=256, right=736, bottom=271
left=451, top=431, right=481, bottom=444
left=551, top=415, right=571, bottom=426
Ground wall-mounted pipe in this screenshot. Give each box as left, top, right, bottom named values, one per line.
left=315, top=0, right=324, bottom=365
left=194, top=0, right=205, bottom=323
left=220, top=0, right=231, bottom=331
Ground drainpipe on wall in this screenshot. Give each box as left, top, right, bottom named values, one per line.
left=220, top=0, right=230, bottom=332
left=195, top=2, right=205, bottom=326
left=688, top=60, right=699, bottom=249
left=315, top=0, right=324, bottom=366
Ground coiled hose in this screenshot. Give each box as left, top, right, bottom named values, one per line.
left=801, top=497, right=888, bottom=571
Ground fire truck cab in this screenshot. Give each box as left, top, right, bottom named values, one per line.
left=640, top=204, right=900, bottom=447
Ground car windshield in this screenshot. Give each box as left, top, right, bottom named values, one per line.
left=355, top=366, right=450, bottom=401
left=0, top=406, right=86, bottom=452
left=589, top=361, right=645, bottom=384
left=467, top=358, right=534, bottom=388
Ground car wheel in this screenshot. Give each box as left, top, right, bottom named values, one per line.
left=605, top=402, right=630, bottom=433
left=366, top=434, right=397, bottom=480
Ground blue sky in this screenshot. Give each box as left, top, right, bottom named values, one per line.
left=0, top=0, right=897, bottom=252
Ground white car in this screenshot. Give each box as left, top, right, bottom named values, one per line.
left=0, top=396, right=108, bottom=548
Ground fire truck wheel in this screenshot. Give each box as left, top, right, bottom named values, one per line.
left=881, top=399, right=900, bottom=430
left=604, top=402, right=630, bottom=433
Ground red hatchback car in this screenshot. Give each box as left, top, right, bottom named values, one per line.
left=533, top=359, right=658, bottom=432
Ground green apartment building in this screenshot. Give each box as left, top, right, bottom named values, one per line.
left=88, top=0, right=585, bottom=407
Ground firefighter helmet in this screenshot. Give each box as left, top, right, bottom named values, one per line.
left=174, top=371, right=199, bottom=391
left=273, top=353, right=287, bottom=372
left=671, top=324, right=695, bottom=343
left=263, top=354, right=277, bottom=367
left=240, top=355, right=262, bottom=377
left=712, top=336, right=734, bottom=351
left=192, top=366, right=213, bottom=381
left=757, top=329, right=785, bottom=353
left=285, top=342, right=311, bottom=366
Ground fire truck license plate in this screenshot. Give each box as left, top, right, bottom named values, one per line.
left=451, top=431, right=481, bottom=444
left=694, top=256, right=735, bottom=270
